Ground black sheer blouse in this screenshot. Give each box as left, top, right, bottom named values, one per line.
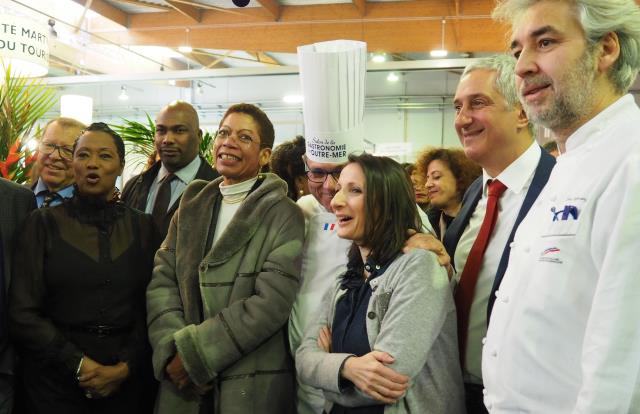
left=9, top=195, right=157, bottom=376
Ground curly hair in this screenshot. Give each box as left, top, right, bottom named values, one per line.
left=415, top=147, right=481, bottom=203
left=269, top=136, right=306, bottom=200
left=493, top=0, right=640, bottom=94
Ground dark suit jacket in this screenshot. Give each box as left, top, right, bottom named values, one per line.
left=443, top=148, right=555, bottom=321
left=0, top=178, right=37, bottom=375
left=121, top=157, right=218, bottom=240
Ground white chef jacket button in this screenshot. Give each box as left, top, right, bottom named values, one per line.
left=523, top=246, right=530, bottom=253
left=482, top=337, right=487, bottom=345
left=502, top=295, right=509, bottom=303
left=482, top=388, right=488, bottom=396
left=494, top=290, right=500, bottom=298
left=491, top=349, right=497, bottom=357
left=486, top=402, right=492, bottom=410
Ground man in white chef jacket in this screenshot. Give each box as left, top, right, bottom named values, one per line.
left=483, top=1, right=640, bottom=412
left=288, top=40, right=367, bottom=414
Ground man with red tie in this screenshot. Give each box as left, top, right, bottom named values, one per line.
left=443, top=54, right=555, bottom=413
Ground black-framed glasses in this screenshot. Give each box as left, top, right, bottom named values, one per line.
left=214, top=129, right=258, bottom=146
left=305, top=165, right=342, bottom=184
left=39, top=142, right=74, bottom=161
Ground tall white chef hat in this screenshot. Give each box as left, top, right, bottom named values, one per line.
left=297, top=40, right=367, bottom=164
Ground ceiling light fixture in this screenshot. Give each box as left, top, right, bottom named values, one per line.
left=178, top=28, right=192, bottom=53
left=118, top=86, right=129, bottom=101
left=430, top=19, right=448, bottom=58
left=372, top=53, right=386, bottom=63
left=283, top=94, right=304, bottom=104
left=168, top=79, right=176, bottom=86
left=387, top=72, right=399, bottom=82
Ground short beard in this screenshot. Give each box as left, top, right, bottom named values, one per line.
left=520, top=47, right=597, bottom=131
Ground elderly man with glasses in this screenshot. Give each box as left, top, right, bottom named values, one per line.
left=32, top=117, right=86, bottom=208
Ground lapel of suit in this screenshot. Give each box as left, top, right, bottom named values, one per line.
left=487, top=149, right=556, bottom=320
left=443, top=177, right=483, bottom=269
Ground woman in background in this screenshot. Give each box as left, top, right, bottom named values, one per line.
left=403, top=163, right=429, bottom=213
left=296, top=153, right=464, bottom=414
left=10, top=123, right=156, bottom=413
left=416, top=148, right=481, bottom=240
left=270, top=135, right=309, bottom=201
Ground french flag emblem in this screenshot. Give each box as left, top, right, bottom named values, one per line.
left=323, top=223, right=336, bottom=231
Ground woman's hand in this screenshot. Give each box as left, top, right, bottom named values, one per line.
left=317, top=325, right=332, bottom=352
left=341, top=351, right=409, bottom=404
left=78, top=357, right=129, bottom=398
left=166, top=353, right=191, bottom=390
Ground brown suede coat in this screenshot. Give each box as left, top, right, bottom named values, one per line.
left=147, top=173, right=304, bottom=414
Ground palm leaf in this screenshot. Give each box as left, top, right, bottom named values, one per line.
left=0, top=63, right=57, bottom=183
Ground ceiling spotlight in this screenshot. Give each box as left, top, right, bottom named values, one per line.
left=178, top=28, right=192, bottom=54
left=387, top=72, right=399, bottom=82
left=430, top=19, right=449, bottom=58
left=119, top=86, right=129, bottom=101
left=372, top=53, right=386, bottom=63
left=168, top=79, right=176, bottom=86
left=196, top=81, right=204, bottom=94
left=283, top=94, right=304, bottom=104
left=48, top=19, right=57, bottom=38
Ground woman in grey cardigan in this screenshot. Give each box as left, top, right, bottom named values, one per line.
left=296, top=153, right=465, bottom=414
left=146, top=103, right=304, bottom=414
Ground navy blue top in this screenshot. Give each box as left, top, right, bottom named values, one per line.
left=330, top=257, right=393, bottom=414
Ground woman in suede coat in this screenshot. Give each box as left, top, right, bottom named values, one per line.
left=146, top=104, right=304, bottom=414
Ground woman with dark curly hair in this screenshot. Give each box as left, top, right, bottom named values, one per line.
left=269, top=136, right=309, bottom=201
left=416, top=148, right=481, bottom=240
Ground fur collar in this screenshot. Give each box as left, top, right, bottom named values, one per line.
left=178, top=173, right=288, bottom=266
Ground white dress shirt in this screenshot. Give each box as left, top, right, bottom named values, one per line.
left=145, top=155, right=201, bottom=213
left=482, top=95, right=640, bottom=412
left=454, top=142, right=541, bottom=384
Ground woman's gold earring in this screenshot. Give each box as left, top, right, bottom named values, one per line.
left=299, top=189, right=304, bottom=195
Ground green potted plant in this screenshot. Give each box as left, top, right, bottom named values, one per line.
left=111, top=114, right=215, bottom=170
left=0, top=63, right=57, bottom=183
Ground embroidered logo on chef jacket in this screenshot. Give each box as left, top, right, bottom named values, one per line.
left=543, top=197, right=586, bottom=237
left=539, top=247, right=563, bottom=264
left=323, top=222, right=337, bottom=231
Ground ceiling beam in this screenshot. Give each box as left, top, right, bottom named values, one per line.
left=166, top=0, right=201, bottom=22
left=182, top=49, right=229, bottom=68
left=110, top=0, right=171, bottom=11
left=255, top=0, right=281, bottom=21
left=72, top=0, right=129, bottom=27
left=352, top=0, right=366, bottom=17
left=95, top=1, right=504, bottom=53
left=247, top=51, right=281, bottom=65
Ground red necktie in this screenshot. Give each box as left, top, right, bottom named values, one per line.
left=455, top=179, right=507, bottom=368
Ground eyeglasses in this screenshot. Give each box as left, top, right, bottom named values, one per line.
left=214, top=129, right=258, bottom=146
left=39, top=142, right=74, bottom=161
left=305, top=164, right=342, bottom=184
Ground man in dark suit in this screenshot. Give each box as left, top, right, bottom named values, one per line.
left=445, top=54, right=555, bottom=414
left=0, top=178, right=36, bottom=413
left=122, top=101, right=218, bottom=240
